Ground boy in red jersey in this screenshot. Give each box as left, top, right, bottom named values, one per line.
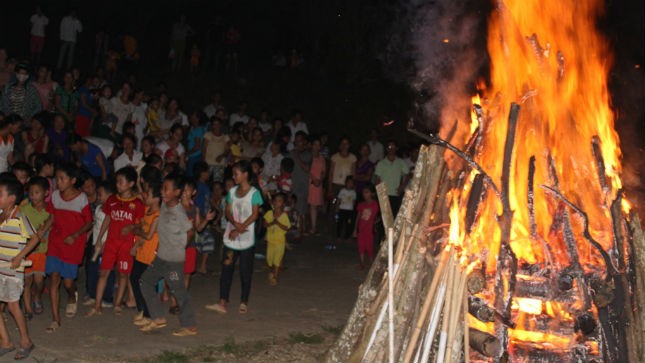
left=44, top=163, right=93, bottom=333
left=87, top=166, right=144, bottom=316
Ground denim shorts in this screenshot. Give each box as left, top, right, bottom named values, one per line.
left=45, top=255, right=79, bottom=279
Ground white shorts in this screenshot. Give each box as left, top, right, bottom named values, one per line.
left=0, top=275, right=23, bottom=302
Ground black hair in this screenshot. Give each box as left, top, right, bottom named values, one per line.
left=273, top=192, right=286, bottom=202
left=66, top=133, right=84, bottom=146
left=31, top=111, right=49, bottom=126
left=33, top=153, right=53, bottom=173
left=361, top=182, right=376, bottom=194
left=5, top=114, right=22, bottom=126
left=141, top=135, right=155, bottom=147
left=122, top=121, right=135, bottom=134
left=280, top=157, right=294, bottom=173
left=56, top=162, right=82, bottom=188
left=232, top=160, right=256, bottom=185
left=295, top=130, right=308, bottom=139
left=148, top=182, right=161, bottom=201
left=165, top=173, right=186, bottom=191
left=345, top=175, right=354, bottom=183
left=250, top=157, right=264, bottom=169
left=140, top=165, right=163, bottom=186
left=121, top=132, right=137, bottom=146
left=184, top=177, right=196, bottom=191
left=77, top=169, right=94, bottom=187
left=170, top=123, right=183, bottom=135
left=27, top=175, right=49, bottom=192
left=192, top=161, right=209, bottom=178
left=115, top=166, right=138, bottom=184
left=97, top=179, right=115, bottom=195
left=144, top=153, right=162, bottom=167
left=11, top=161, right=34, bottom=177
left=210, top=115, right=223, bottom=125
left=0, top=175, right=24, bottom=205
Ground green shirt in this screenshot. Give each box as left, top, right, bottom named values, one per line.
left=375, top=157, right=409, bottom=196
left=20, top=202, right=49, bottom=254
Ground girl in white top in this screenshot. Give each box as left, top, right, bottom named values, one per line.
left=206, top=160, right=263, bottom=315
left=0, top=122, right=15, bottom=173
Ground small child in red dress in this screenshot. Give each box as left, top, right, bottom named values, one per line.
left=354, top=184, right=379, bottom=270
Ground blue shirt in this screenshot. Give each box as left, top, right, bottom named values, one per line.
left=77, top=86, right=93, bottom=118
left=82, top=142, right=106, bottom=178
left=187, top=125, right=205, bottom=158
left=195, top=181, right=210, bottom=217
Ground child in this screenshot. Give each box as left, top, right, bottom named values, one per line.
left=33, top=153, right=54, bottom=203
left=146, top=98, right=162, bottom=134
left=263, top=193, right=290, bottom=285
left=228, top=129, right=242, bottom=164
left=331, top=176, right=356, bottom=249
left=0, top=176, right=40, bottom=359
left=130, top=183, right=161, bottom=326
left=205, top=160, right=262, bottom=314
left=45, top=163, right=93, bottom=332
left=354, top=184, right=379, bottom=269
left=307, top=137, right=326, bottom=235
left=194, top=163, right=215, bottom=275
left=11, top=162, right=33, bottom=188
left=277, top=157, right=294, bottom=196
left=286, top=194, right=303, bottom=244
left=0, top=119, right=15, bottom=174
left=139, top=173, right=198, bottom=336
left=88, top=166, right=144, bottom=316
left=21, top=177, right=50, bottom=321
left=83, top=180, right=115, bottom=308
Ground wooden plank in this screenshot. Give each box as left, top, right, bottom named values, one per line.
left=377, top=182, right=394, bottom=231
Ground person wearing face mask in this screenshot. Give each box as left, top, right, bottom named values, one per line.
left=0, top=63, right=42, bottom=120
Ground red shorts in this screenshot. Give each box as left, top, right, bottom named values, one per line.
left=25, top=252, right=47, bottom=276
left=100, top=240, right=134, bottom=274
left=184, top=246, right=197, bottom=274
left=30, top=35, right=45, bottom=53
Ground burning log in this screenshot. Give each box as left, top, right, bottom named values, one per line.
left=466, top=269, right=486, bottom=295
left=591, top=136, right=609, bottom=195
left=574, top=313, right=597, bottom=336
left=468, top=295, right=495, bottom=323
left=465, top=174, right=485, bottom=234
left=468, top=328, right=500, bottom=357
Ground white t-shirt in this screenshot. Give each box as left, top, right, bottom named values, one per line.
left=203, top=103, right=224, bottom=119
left=30, top=14, right=49, bottom=37
left=367, top=140, right=384, bottom=164
left=287, top=121, right=309, bottom=145
left=85, top=136, right=114, bottom=159
left=59, top=15, right=82, bottom=42
left=110, top=97, right=134, bottom=134
left=92, top=205, right=107, bottom=246
left=330, top=153, right=357, bottom=185
left=0, top=137, right=14, bottom=173
left=337, top=188, right=357, bottom=211
left=113, top=150, right=143, bottom=171
left=156, top=141, right=185, bottom=157
left=229, top=113, right=249, bottom=127
left=130, top=102, right=147, bottom=148
left=161, top=111, right=188, bottom=130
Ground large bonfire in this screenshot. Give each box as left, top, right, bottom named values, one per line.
left=326, top=0, right=645, bottom=362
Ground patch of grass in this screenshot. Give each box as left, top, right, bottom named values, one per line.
left=288, top=331, right=325, bottom=344
left=220, top=336, right=245, bottom=355
left=154, top=350, right=190, bottom=363
left=321, top=324, right=344, bottom=335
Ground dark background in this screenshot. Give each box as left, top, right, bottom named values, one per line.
left=0, top=0, right=641, bottom=156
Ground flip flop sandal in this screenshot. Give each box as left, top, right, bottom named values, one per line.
left=14, top=344, right=34, bottom=361
left=65, top=293, right=78, bottom=318
left=84, top=308, right=102, bottom=318
left=239, top=303, right=248, bottom=314
left=139, top=321, right=167, bottom=332
left=0, top=346, right=15, bottom=357
left=204, top=303, right=227, bottom=314
left=134, top=317, right=152, bottom=327
left=45, top=321, right=60, bottom=333
left=33, top=301, right=44, bottom=315
left=172, top=327, right=197, bottom=337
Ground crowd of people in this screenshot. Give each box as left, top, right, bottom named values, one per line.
left=0, top=7, right=421, bottom=361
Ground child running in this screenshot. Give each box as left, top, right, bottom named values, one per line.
left=45, top=163, right=93, bottom=332
left=88, top=166, right=144, bottom=316
left=21, top=176, right=50, bottom=321
left=130, top=183, right=161, bottom=326
left=263, top=193, right=290, bottom=285
left=354, top=184, right=379, bottom=270
left=206, top=160, right=262, bottom=314
left=0, top=176, right=40, bottom=360
left=139, top=173, right=198, bottom=336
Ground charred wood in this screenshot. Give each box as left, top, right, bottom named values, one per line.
left=469, top=328, right=501, bottom=357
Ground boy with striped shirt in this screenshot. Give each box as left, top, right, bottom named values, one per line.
left=0, top=175, right=41, bottom=360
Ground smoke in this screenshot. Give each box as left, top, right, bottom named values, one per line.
left=382, top=0, right=487, bottom=143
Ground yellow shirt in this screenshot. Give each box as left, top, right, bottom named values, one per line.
left=264, top=210, right=291, bottom=245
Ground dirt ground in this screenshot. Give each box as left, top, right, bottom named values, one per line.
left=0, top=233, right=366, bottom=363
